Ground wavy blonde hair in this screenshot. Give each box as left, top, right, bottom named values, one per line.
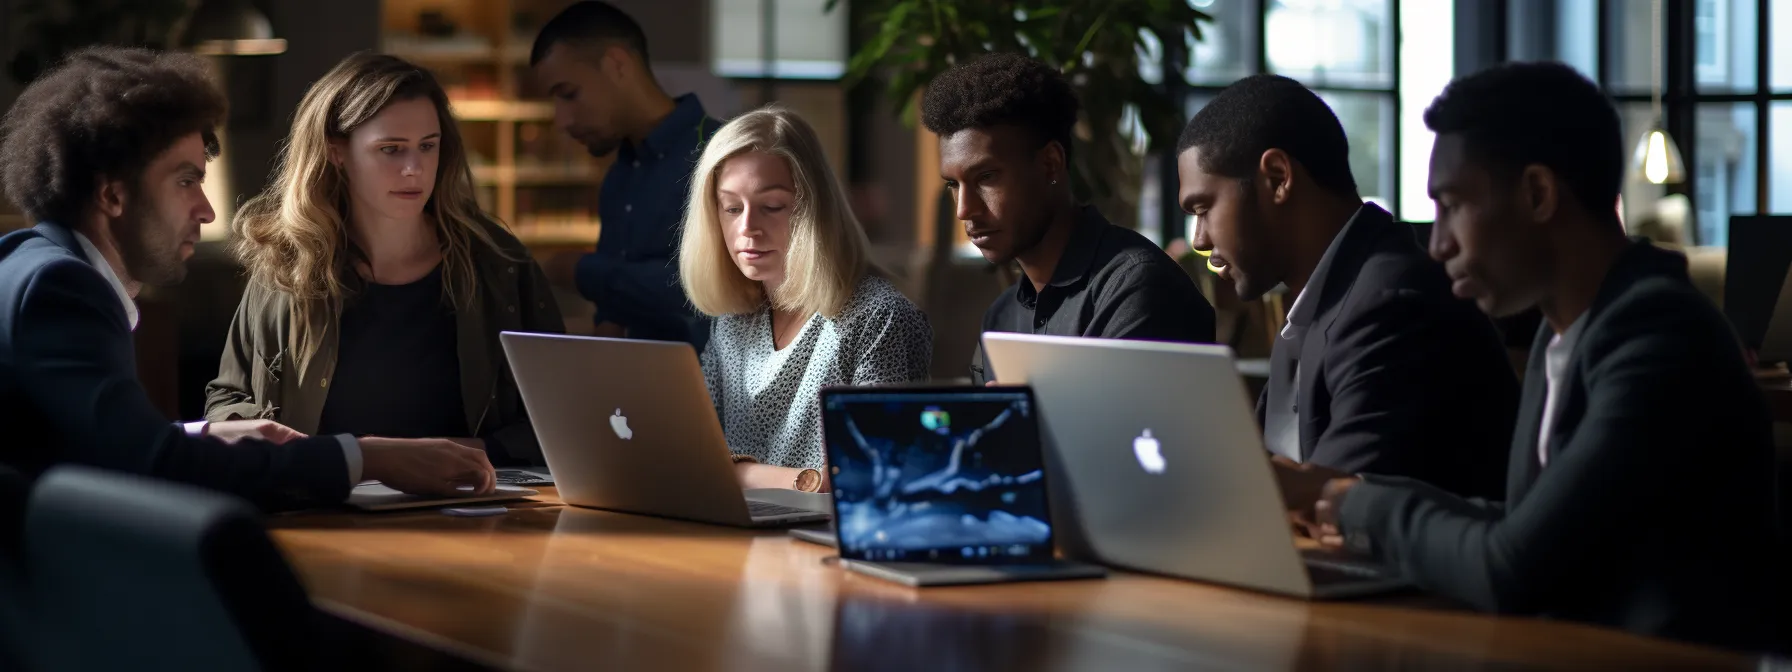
left=679, top=106, right=871, bottom=318
left=233, top=52, right=508, bottom=371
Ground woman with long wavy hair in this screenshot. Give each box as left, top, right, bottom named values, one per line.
left=207, top=52, right=563, bottom=467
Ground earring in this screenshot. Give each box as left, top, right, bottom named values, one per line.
left=1050, top=180, right=1058, bottom=185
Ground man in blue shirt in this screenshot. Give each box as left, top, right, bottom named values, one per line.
left=531, top=1, right=721, bottom=349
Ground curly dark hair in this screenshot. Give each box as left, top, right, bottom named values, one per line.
left=1424, top=61, right=1622, bottom=220
left=0, top=46, right=225, bottom=226
left=1176, top=74, right=1358, bottom=196
left=921, top=52, right=1079, bottom=163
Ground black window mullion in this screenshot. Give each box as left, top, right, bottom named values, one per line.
left=1390, top=0, right=1402, bottom=219
left=1757, top=0, right=1770, bottom=212
left=1596, top=0, right=1611, bottom=86
left=1665, top=0, right=1698, bottom=215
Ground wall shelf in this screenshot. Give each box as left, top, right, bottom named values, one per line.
left=385, top=0, right=603, bottom=255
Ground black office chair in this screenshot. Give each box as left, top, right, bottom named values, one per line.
left=0, top=464, right=32, bottom=671
left=23, top=466, right=317, bottom=672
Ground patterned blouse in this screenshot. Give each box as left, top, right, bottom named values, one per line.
left=701, top=275, right=933, bottom=469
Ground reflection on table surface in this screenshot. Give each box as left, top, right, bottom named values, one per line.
left=268, top=492, right=1754, bottom=671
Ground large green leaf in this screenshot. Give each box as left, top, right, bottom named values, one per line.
left=827, top=0, right=1213, bottom=226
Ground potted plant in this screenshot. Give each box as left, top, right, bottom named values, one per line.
left=7, top=0, right=198, bottom=85
left=826, top=0, right=1212, bottom=231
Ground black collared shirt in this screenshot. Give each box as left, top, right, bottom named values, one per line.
left=970, top=206, right=1215, bottom=383
left=574, top=93, right=721, bottom=349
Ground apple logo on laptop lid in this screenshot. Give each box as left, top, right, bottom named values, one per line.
left=610, top=408, right=633, bottom=440
left=1134, top=429, right=1166, bottom=474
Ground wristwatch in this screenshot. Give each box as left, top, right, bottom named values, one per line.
left=793, top=468, right=822, bottom=493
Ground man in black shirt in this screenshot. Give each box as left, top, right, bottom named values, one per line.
left=920, top=53, right=1215, bottom=385
left=1178, top=75, right=1516, bottom=500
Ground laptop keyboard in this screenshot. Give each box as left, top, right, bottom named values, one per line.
left=748, top=500, right=815, bottom=519
left=1301, top=552, right=1387, bottom=581
left=495, top=470, right=551, bottom=486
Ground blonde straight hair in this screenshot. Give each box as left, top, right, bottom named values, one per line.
left=232, top=52, right=510, bottom=373
left=679, top=105, right=871, bottom=318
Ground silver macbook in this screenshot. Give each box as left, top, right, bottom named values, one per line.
left=981, top=332, right=1405, bottom=599
left=499, top=331, right=829, bottom=528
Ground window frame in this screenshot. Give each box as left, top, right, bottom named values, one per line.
left=1153, top=0, right=1406, bottom=244
left=1546, top=0, right=1778, bottom=246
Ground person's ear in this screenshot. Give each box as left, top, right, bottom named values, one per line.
left=1259, top=149, right=1294, bottom=205
left=327, top=138, right=345, bottom=170
left=603, top=44, right=634, bottom=81
left=95, top=176, right=127, bottom=219
left=1038, top=140, right=1068, bottom=187
left=1517, top=164, right=1560, bottom=224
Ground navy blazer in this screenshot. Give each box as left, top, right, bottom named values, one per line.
left=1258, top=205, right=1517, bottom=500
left=1340, top=241, right=1782, bottom=651
left=0, top=224, right=350, bottom=510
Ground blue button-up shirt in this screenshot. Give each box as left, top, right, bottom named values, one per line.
left=574, top=93, right=720, bottom=349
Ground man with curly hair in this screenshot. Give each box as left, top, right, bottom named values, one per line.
left=923, top=52, right=1215, bottom=384
left=0, top=47, right=496, bottom=509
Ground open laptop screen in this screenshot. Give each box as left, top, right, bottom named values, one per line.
left=821, top=386, right=1055, bottom=564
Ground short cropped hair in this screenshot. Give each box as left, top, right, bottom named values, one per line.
left=921, top=52, right=1079, bottom=163
left=0, top=46, right=224, bottom=226
left=530, top=1, right=651, bottom=67
left=1176, top=74, right=1358, bottom=196
left=680, top=106, right=872, bottom=318
left=1423, top=61, right=1623, bottom=217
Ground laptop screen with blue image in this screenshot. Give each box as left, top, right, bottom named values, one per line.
left=821, top=386, right=1056, bottom=564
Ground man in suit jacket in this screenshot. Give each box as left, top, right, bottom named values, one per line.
left=1177, top=75, right=1517, bottom=500
left=1286, top=62, right=1782, bottom=651
left=0, top=47, right=495, bottom=510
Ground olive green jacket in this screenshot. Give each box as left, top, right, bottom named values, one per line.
left=204, top=227, right=564, bottom=464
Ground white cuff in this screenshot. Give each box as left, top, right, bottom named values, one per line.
left=181, top=420, right=209, bottom=437
left=335, top=435, right=363, bottom=484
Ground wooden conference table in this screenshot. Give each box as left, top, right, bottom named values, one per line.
left=267, top=489, right=1758, bottom=671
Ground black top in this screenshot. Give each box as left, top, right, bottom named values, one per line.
left=1339, top=241, right=1784, bottom=652
left=317, top=265, right=468, bottom=440
left=0, top=224, right=350, bottom=511
left=1258, top=204, right=1517, bottom=500
left=970, top=206, right=1215, bottom=384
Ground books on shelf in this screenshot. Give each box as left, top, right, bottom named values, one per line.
left=512, top=216, right=601, bottom=246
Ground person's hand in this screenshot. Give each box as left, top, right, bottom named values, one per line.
left=1270, top=455, right=1351, bottom=518
left=209, top=419, right=308, bottom=445
left=592, top=321, right=625, bottom=338
left=448, top=437, right=486, bottom=451
left=1305, top=477, right=1362, bottom=551
left=542, top=250, right=585, bottom=290
left=360, top=437, right=496, bottom=497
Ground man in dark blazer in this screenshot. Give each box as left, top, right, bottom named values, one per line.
left=1177, top=75, right=1517, bottom=500
left=0, top=47, right=495, bottom=510
left=1287, top=62, right=1782, bottom=652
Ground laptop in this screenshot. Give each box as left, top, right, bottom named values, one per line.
left=495, top=466, right=552, bottom=487
left=1725, top=215, right=1792, bottom=363
left=981, top=332, right=1404, bottom=599
left=345, top=482, right=538, bottom=511
left=499, top=331, right=830, bottom=527
left=819, top=385, right=1106, bottom=587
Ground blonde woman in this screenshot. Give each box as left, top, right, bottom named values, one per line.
left=206, top=52, right=564, bottom=468
left=683, top=106, right=932, bottom=492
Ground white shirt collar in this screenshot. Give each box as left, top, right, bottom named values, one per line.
left=70, top=230, right=140, bottom=331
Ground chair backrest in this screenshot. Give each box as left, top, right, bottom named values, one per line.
left=23, top=466, right=315, bottom=672
left=0, top=464, right=32, bottom=671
